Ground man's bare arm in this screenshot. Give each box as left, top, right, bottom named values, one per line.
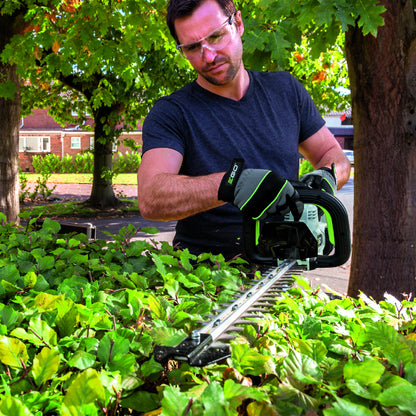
left=137, top=148, right=225, bottom=221
left=299, top=125, right=351, bottom=189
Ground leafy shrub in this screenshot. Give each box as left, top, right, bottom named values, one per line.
left=19, top=171, right=56, bottom=202
left=0, top=214, right=416, bottom=415
left=31, top=151, right=141, bottom=174
left=32, top=153, right=61, bottom=174
left=18, top=170, right=30, bottom=203
left=74, top=151, right=94, bottom=173
left=299, top=158, right=315, bottom=178
left=113, top=151, right=141, bottom=174
left=60, top=154, right=76, bottom=173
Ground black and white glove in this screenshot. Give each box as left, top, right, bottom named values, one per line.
left=218, top=159, right=303, bottom=220
left=301, top=164, right=337, bottom=195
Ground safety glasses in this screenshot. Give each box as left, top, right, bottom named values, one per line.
left=176, top=14, right=236, bottom=59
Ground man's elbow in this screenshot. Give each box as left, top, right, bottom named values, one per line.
left=137, top=197, right=157, bottom=220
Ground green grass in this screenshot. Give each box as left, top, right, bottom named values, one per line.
left=20, top=173, right=139, bottom=218
left=25, top=173, right=137, bottom=185
left=20, top=199, right=140, bottom=219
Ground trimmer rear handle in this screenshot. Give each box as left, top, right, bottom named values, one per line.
left=242, top=181, right=351, bottom=269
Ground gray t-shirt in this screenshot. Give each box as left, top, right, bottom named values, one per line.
left=142, top=70, right=325, bottom=259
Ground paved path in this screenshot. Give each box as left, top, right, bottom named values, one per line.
left=29, top=181, right=353, bottom=295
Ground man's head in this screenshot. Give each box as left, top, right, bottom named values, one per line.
left=166, top=0, right=244, bottom=90
left=167, top=0, right=236, bottom=45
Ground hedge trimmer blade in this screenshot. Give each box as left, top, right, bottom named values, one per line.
left=153, top=259, right=299, bottom=367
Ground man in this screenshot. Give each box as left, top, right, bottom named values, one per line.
left=137, top=0, right=351, bottom=260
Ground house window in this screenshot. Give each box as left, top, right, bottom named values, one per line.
left=71, top=137, right=81, bottom=149
left=19, top=136, right=50, bottom=152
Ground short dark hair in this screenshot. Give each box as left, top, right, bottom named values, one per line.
left=166, top=0, right=236, bottom=44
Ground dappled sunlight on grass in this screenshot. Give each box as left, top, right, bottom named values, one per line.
left=25, top=173, right=138, bottom=185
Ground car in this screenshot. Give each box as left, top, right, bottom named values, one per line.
left=343, top=149, right=354, bottom=165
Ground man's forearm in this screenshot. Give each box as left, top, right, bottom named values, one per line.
left=138, top=172, right=226, bottom=221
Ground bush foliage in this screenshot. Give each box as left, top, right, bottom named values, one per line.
left=0, top=213, right=416, bottom=415
left=31, top=151, right=141, bottom=175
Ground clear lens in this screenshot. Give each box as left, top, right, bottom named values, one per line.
left=178, top=14, right=235, bottom=58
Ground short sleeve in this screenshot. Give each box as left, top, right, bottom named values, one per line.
left=142, top=97, right=187, bottom=156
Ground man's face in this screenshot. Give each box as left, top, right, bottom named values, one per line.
left=174, top=0, right=244, bottom=87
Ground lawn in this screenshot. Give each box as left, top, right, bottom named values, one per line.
left=24, top=173, right=138, bottom=185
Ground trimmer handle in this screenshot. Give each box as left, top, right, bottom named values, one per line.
left=242, top=181, right=351, bottom=269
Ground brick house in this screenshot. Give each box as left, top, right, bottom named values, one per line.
left=19, top=108, right=143, bottom=172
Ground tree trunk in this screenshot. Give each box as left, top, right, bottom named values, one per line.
left=346, top=0, right=416, bottom=300
left=0, top=12, right=24, bottom=224
left=0, top=63, right=20, bottom=223
left=86, top=109, right=119, bottom=208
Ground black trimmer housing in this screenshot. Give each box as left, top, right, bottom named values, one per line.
left=242, top=181, right=351, bottom=270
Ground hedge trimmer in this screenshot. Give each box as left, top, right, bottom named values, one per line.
left=154, top=181, right=351, bottom=367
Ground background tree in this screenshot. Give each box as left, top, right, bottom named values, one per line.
left=4, top=0, right=193, bottom=208
left=0, top=1, right=49, bottom=223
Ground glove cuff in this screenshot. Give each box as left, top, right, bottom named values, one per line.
left=301, top=163, right=337, bottom=194
left=319, top=164, right=337, bottom=193
left=218, top=158, right=244, bottom=202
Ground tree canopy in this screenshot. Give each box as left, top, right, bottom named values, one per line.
left=2, top=0, right=195, bottom=207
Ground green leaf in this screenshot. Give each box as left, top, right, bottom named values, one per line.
left=283, top=349, right=322, bottom=384
left=67, top=350, right=96, bottom=370
left=345, top=379, right=382, bottom=400
left=0, top=305, right=21, bottom=330
left=355, top=3, right=386, bottom=36
left=151, top=253, right=167, bottom=277
left=246, top=401, right=280, bottom=416
left=23, top=271, right=37, bottom=289
left=1, top=280, right=21, bottom=295
left=140, top=357, right=164, bottom=379
left=97, top=331, right=130, bottom=365
left=149, top=327, right=186, bottom=347
left=0, top=396, right=34, bottom=416
left=31, top=347, right=61, bottom=387
left=383, top=342, right=414, bottom=371
left=293, top=338, right=328, bottom=364
left=343, top=358, right=385, bottom=385
left=33, top=292, right=62, bottom=311
left=0, top=336, right=28, bottom=369
left=231, top=342, right=272, bottom=376
left=29, top=315, right=58, bottom=347
left=378, top=382, right=416, bottom=413
left=0, top=80, right=18, bottom=100
left=121, top=391, right=159, bottom=413
left=223, top=378, right=269, bottom=408
left=0, top=264, right=20, bottom=285
left=108, top=354, right=136, bottom=376
left=148, top=293, right=168, bottom=320
left=37, top=255, right=56, bottom=271
left=404, top=362, right=416, bottom=384
left=366, top=321, right=400, bottom=349
left=55, top=298, right=79, bottom=338
left=160, top=385, right=191, bottom=416
left=179, top=250, right=194, bottom=272
left=61, top=369, right=106, bottom=416
left=200, top=381, right=228, bottom=416
left=41, top=217, right=61, bottom=234
left=323, top=397, right=373, bottom=416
